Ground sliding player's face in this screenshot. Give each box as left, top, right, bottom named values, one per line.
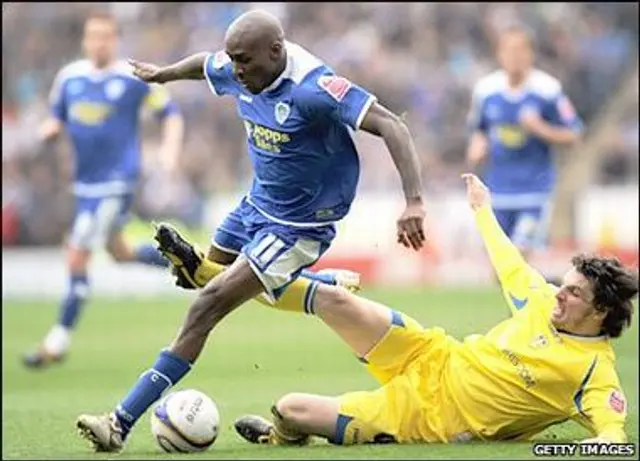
left=497, top=31, right=534, bottom=78
left=82, top=18, right=118, bottom=69
left=227, top=39, right=283, bottom=94
left=552, top=269, right=605, bottom=334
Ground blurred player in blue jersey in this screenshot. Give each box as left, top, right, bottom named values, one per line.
left=76, top=10, right=426, bottom=452
left=23, top=12, right=184, bottom=369
left=466, top=26, right=583, bottom=269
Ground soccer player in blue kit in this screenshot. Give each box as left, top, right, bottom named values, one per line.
left=23, top=12, right=184, bottom=369
left=466, top=26, right=583, bottom=269
left=76, top=10, right=426, bottom=452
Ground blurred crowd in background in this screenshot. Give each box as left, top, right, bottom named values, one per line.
left=2, top=2, right=639, bottom=246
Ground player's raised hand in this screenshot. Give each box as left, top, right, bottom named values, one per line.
left=128, top=59, right=165, bottom=83
left=518, top=106, right=545, bottom=135
left=461, top=173, right=491, bottom=211
left=396, top=199, right=427, bottom=251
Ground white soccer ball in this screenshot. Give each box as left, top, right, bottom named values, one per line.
left=150, top=389, right=220, bottom=453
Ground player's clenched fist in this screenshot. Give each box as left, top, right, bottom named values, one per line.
left=461, top=173, right=491, bottom=211
left=128, top=59, right=165, bottom=83
left=396, top=199, right=427, bottom=251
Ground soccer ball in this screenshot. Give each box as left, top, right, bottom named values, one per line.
left=150, top=389, right=220, bottom=453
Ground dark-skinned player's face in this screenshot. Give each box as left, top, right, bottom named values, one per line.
left=226, top=38, right=283, bottom=94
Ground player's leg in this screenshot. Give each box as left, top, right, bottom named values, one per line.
left=102, top=194, right=169, bottom=268
left=235, top=395, right=340, bottom=445
left=23, top=244, right=91, bottom=368
left=169, top=198, right=360, bottom=290
left=23, top=196, right=109, bottom=368
left=235, top=286, right=434, bottom=446
left=236, top=376, right=420, bottom=446
left=512, top=203, right=560, bottom=284
left=106, top=233, right=169, bottom=267
left=76, top=256, right=264, bottom=452
left=511, top=209, right=539, bottom=262
left=76, top=224, right=334, bottom=452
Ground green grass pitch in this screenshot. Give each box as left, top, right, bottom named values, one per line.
left=2, top=287, right=638, bottom=459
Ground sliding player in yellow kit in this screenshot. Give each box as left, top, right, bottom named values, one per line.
left=222, top=173, right=636, bottom=446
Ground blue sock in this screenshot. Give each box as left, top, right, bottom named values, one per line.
left=300, top=269, right=336, bottom=286
left=58, top=274, right=90, bottom=329
left=115, top=349, right=191, bottom=437
left=134, top=243, right=170, bottom=268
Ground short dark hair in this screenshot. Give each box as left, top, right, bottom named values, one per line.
left=571, top=254, right=638, bottom=338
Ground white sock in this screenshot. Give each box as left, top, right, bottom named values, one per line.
left=43, top=325, right=71, bottom=356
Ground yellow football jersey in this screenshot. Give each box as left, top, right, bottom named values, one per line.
left=444, top=206, right=628, bottom=442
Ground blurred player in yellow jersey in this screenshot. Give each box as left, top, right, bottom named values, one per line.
left=232, top=173, right=637, bottom=447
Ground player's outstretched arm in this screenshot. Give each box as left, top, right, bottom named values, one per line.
left=462, top=174, right=547, bottom=303
left=129, top=52, right=210, bottom=84
left=572, top=368, right=628, bottom=444
left=360, top=104, right=426, bottom=251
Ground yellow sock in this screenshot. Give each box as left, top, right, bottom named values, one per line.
left=194, top=259, right=314, bottom=314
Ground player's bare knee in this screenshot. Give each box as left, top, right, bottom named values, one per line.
left=67, top=247, right=91, bottom=273
left=107, top=246, right=130, bottom=263
left=314, top=285, right=354, bottom=316
left=275, top=393, right=311, bottom=425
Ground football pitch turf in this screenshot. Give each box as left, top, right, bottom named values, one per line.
left=3, top=287, right=638, bottom=460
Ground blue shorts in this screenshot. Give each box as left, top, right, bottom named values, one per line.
left=493, top=204, right=552, bottom=250
left=212, top=198, right=336, bottom=302
left=69, top=194, right=134, bottom=250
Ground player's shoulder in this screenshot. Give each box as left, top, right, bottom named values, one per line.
left=205, top=50, right=232, bottom=73
left=286, top=42, right=352, bottom=106
left=526, top=68, right=562, bottom=100
left=563, top=333, right=616, bottom=366
left=472, top=70, right=507, bottom=100
left=55, top=59, right=93, bottom=82
left=285, top=41, right=326, bottom=87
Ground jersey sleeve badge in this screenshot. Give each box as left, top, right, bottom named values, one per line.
left=318, top=75, right=352, bottom=102
left=608, top=390, right=626, bottom=414
left=212, top=51, right=230, bottom=70
left=557, top=96, right=577, bottom=121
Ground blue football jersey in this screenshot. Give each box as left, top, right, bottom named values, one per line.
left=468, top=69, right=583, bottom=209
left=49, top=60, right=179, bottom=197
left=203, top=41, right=377, bottom=226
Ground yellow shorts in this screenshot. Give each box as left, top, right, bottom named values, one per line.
left=334, top=311, right=471, bottom=445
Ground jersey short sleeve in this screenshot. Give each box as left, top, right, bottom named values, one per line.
left=143, top=83, right=180, bottom=119
left=545, top=91, right=583, bottom=132
left=467, top=84, right=488, bottom=134
left=296, top=73, right=377, bottom=130
left=49, top=68, right=68, bottom=122
left=203, top=51, right=236, bottom=97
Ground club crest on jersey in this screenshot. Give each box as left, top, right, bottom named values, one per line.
left=486, top=104, right=500, bottom=120
left=274, top=102, right=291, bottom=125
left=318, top=75, right=352, bottom=102
left=529, top=334, right=548, bottom=349
left=105, top=79, right=125, bottom=101
left=608, top=390, right=626, bottom=414
left=67, top=80, right=84, bottom=96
